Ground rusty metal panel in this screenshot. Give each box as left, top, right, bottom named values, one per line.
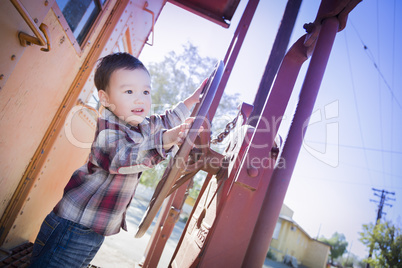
left=168, top=0, right=240, bottom=28
left=0, top=0, right=54, bottom=92
left=19, top=0, right=56, bottom=27
left=0, top=0, right=120, bottom=246
left=3, top=107, right=96, bottom=248
left=0, top=9, right=83, bottom=220
left=0, top=0, right=119, bottom=223
left=0, top=0, right=166, bottom=248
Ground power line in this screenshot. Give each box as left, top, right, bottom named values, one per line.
left=350, top=21, right=402, bottom=110
left=297, top=175, right=402, bottom=189
left=304, top=140, right=402, bottom=155
left=344, top=30, right=374, bottom=186
left=336, top=160, right=402, bottom=180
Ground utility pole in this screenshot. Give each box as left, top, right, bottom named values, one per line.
left=365, top=188, right=395, bottom=268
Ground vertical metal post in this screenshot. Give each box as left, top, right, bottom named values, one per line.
left=248, top=0, right=302, bottom=127
left=140, top=1, right=259, bottom=264
left=243, top=16, right=340, bottom=267
left=140, top=192, right=174, bottom=267
left=192, top=34, right=312, bottom=268
left=140, top=179, right=191, bottom=267
left=208, top=0, right=260, bottom=120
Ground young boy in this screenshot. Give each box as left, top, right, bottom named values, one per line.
left=29, top=52, right=205, bottom=267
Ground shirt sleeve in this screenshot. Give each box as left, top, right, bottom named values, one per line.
left=91, top=127, right=167, bottom=175
left=150, top=101, right=191, bottom=130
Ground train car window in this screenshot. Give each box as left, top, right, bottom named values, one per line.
left=55, top=0, right=107, bottom=47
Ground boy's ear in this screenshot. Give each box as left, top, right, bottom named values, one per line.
left=98, top=90, right=109, bottom=107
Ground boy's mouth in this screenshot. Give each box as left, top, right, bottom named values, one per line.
left=131, top=108, right=144, bottom=114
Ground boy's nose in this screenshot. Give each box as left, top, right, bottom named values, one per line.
left=133, top=96, right=144, bottom=104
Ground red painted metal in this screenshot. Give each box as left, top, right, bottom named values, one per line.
left=249, top=0, right=302, bottom=126
left=170, top=104, right=254, bottom=268
left=242, top=16, right=340, bottom=267
left=168, top=0, right=360, bottom=266
left=135, top=61, right=224, bottom=239
left=139, top=0, right=258, bottom=265
left=191, top=34, right=314, bottom=268
left=208, top=0, right=260, bottom=121
left=140, top=180, right=191, bottom=267
left=168, top=0, right=240, bottom=28
left=139, top=0, right=361, bottom=267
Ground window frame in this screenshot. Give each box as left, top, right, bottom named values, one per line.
left=53, top=0, right=109, bottom=56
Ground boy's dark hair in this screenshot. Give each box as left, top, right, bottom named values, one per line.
left=94, top=52, right=149, bottom=91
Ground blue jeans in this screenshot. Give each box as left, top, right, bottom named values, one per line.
left=29, top=211, right=105, bottom=268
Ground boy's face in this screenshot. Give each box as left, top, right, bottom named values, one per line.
left=99, top=68, right=152, bottom=126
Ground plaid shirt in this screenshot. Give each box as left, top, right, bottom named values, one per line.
left=54, top=102, right=190, bottom=236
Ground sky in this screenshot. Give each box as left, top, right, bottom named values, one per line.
left=139, top=0, right=402, bottom=260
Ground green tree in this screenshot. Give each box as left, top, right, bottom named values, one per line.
left=359, top=221, right=402, bottom=268
left=140, top=42, right=239, bottom=191
left=337, top=252, right=365, bottom=268
left=146, top=42, right=239, bottom=120
left=319, top=232, right=349, bottom=264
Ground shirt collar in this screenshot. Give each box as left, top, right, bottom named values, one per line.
left=102, top=108, right=150, bottom=131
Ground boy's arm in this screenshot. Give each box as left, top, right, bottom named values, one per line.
left=151, top=79, right=207, bottom=130
left=160, top=79, right=207, bottom=150
left=183, top=78, right=207, bottom=110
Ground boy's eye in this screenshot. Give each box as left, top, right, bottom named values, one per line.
left=126, top=90, right=133, bottom=94
left=143, top=90, right=150, bottom=95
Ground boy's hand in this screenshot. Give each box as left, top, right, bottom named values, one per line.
left=183, top=78, right=208, bottom=110
left=162, top=118, right=203, bottom=150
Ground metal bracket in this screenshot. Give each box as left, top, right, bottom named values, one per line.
left=76, top=99, right=100, bottom=119
left=143, top=1, right=154, bottom=46
left=10, top=0, right=51, bottom=52
left=168, top=207, right=181, bottom=223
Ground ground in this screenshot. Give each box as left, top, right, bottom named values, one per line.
left=90, top=185, right=298, bottom=268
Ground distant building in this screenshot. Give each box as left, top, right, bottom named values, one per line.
left=269, top=204, right=330, bottom=268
